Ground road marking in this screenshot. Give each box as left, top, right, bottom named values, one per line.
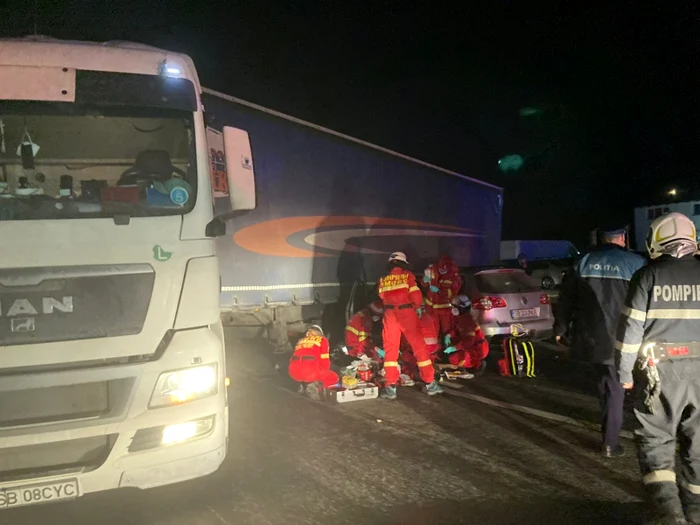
left=206, top=505, right=230, bottom=525
left=443, top=387, right=635, bottom=440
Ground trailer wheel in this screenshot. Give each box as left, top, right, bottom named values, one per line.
left=541, top=276, right=555, bottom=290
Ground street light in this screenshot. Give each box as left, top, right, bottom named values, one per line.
left=668, top=188, right=678, bottom=197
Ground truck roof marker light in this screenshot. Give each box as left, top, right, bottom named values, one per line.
left=157, top=60, right=182, bottom=78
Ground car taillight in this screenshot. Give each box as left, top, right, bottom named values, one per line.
left=473, top=296, right=508, bottom=311
left=540, top=293, right=551, bottom=305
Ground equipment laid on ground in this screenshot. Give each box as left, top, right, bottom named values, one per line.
left=499, top=336, right=536, bottom=378
left=323, top=356, right=380, bottom=403
left=327, top=383, right=379, bottom=404
left=436, top=363, right=475, bottom=380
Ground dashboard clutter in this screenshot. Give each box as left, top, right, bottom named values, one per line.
left=101, top=185, right=143, bottom=203
left=80, top=180, right=108, bottom=201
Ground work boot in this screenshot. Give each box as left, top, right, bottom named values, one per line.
left=645, top=483, right=687, bottom=525
left=602, top=445, right=625, bottom=458
left=426, top=381, right=445, bottom=396
left=380, top=385, right=398, bottom=400
left=686, top=508, right=700, bottom=525
left=305, top=381, right=323, bottom=402
left=682, top=494, right=700, bottom=524
left=399, top=374, right=415, bottom=387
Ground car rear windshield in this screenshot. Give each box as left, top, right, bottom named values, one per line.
left=475, top=271, right=541, bottom=293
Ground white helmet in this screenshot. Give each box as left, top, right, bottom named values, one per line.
left=308, top=324, right=324, bottom=336
left=388, top=251, right=408, bottom=264
left=452, top=295, right=472, bottom=309
left=646, top=212, right=697, bottom=259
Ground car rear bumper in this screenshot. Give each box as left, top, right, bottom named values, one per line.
left=482, top=320, right=553, bottom=341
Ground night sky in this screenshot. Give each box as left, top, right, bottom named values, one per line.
left=1, top=2, right=698, bottom=248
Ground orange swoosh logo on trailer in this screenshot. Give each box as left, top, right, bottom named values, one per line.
left=233, top=216, right=480, bottom=258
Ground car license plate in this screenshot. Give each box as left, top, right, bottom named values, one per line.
left=511, top=308, right=538, bottom=320
left=0, top=478, right=79, bottom=509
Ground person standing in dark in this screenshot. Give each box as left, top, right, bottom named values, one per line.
left=553, top=224, right=646, bottom=458
left=617, top=212, right=700, bottom=525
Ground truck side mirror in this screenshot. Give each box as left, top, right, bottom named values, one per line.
left=206, top=126, right=256, bottom=212
left=205, top=217, right=226, bottom=238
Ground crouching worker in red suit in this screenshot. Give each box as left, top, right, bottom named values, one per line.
left=443, top=295, right=489, bottom=376
left=345, top=300, right=384, bottom=362
left=378, top=251, right=444, bottom=400
left=289, top=324, right=339, bottom=401
left=423, top=255, right=463, bottom=340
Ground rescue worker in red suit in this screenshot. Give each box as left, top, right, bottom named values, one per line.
left=288, top=325, right=339, bottom=401
left=401, top=302, right=440, bottom=381
left=378, top=252, right=444, bottom=399
left=345, top=300, right=384, bottom=361
left=443, top=295, right=489, bottom=375
left=423, top=255, right=463, bottom=340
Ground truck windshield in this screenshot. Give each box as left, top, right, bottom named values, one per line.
left=0, top=104, right=196, bottom=221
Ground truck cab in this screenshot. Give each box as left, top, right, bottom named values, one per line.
left=0, top=37, right=252, bottom=509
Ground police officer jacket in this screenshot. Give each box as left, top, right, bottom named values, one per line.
left=617, top=254, right=700, bottom=384
left=554, top=244, right=646, bottom=365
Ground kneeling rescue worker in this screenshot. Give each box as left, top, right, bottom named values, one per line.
left=288, top=324, right=339, bottom=401
left=378, top=252, right=444, bottom=399
left=616, top=212, right=700, bottom=525
left=443, top=295, right=489, bottom=375
left=345, top=300, right=384, bottom=361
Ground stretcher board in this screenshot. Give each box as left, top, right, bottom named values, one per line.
left=327, top=383, right=379, bottom=404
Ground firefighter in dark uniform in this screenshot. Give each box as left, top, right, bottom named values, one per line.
left=617, top=212, right=700, bottom=525
left=554, top=223, right=646, bottom=457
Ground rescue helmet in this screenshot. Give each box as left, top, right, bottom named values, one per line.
left=452, top=294, right=472, bottom=311
left=308, top=324, right=324, bottom=336
left=388, top=251, right=408, bottom=264
left=646, top=212, right=697, bottom=259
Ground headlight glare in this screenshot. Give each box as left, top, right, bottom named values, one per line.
left=149, top=364, right=218, bottom=408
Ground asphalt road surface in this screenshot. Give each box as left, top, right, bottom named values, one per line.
left=5, top=333, right=645, bottom=525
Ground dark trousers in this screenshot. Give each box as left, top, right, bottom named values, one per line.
left=594, top=363, right=624, bottom=448
left=635, top=360, right=700, bottom=520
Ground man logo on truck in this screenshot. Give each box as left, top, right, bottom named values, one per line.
left=0, top=297, right=73, bottom=317
left=10, top=318, right=35, bottom=333
left=1, top=297, right=73, bottom=333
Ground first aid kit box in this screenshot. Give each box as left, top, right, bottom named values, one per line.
left=327, top=383, right=379, bottom=404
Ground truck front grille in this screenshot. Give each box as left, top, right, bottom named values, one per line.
left=0, top=378, right=135, bottom=428
left=0, top=263, right=155, bottom=346
left=0, top=435, right=117, bottom=483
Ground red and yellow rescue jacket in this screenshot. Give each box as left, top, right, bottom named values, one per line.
left=447, top=313, right=488, bottom=364
left=345, top=309, right=376, bottom=356
left=288, top=333, right=331, bottom=383
left=378, top=267, right=422, bottom=308
left=424, top=260, right=462, bottom=310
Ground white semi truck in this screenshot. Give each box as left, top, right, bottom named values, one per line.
left=0, top=37, right=252, bottom=508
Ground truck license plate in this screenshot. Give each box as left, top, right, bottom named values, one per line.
left=511, top=308, right=538, bottom=320
left=0, top=478, right=79, bottom=509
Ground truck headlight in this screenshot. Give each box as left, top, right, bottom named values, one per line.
left=149, top=364, right=218, bottom=408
